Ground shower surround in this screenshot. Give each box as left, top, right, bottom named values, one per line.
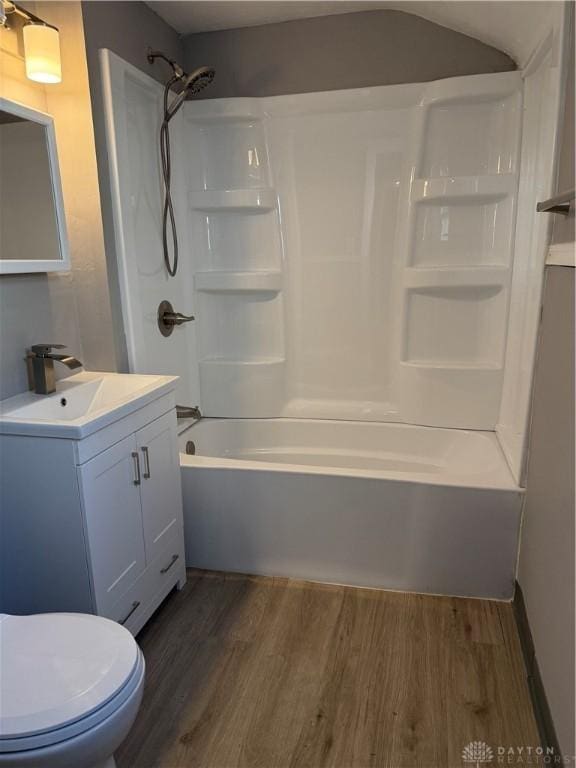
left=100, top=47, right=559, bottom=598
left=189, top=76, right=520, bottom=432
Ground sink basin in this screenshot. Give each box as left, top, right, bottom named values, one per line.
left=0, top=372, right=178, bottom=438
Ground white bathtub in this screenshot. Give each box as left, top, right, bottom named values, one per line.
left=179, top=419, right=523, bottom=599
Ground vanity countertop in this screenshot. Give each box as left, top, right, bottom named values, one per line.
left=0, top=371, right=178, bottom=439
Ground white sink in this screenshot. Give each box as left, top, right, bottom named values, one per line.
left=0, top=372, right=178, bottom=438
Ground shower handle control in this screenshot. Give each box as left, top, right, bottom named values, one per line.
left=165, top=312, right=194, bottom=324
left=157, top=300, right=194, bottom=337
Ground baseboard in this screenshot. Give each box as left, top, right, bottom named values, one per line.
left=513, top=582, right=562, bottom=757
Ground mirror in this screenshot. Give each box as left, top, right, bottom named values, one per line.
left=0, top=97, right=69, bottom=273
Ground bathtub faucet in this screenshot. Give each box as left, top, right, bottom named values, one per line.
left=176, top=405, right=201, bottom=420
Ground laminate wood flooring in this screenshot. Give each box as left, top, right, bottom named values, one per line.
left=117, top=570, right=539, bottom=768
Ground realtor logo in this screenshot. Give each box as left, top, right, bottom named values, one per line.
left=462, top=741, right=494, bottom=766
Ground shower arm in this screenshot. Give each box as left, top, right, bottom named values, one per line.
left=147, top=49, right=185, bottom=79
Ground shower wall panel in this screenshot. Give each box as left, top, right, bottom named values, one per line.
left=100, top=51, right=201, bottom=407
left=100, top=51, right=522, bottom=429
left=267, top=97, right=409, bottom=421
left=396, top=75, right=522, bottom=428
left=184, top=72, right=522, bottom=428
left=185, top=100, right=286, bottom=416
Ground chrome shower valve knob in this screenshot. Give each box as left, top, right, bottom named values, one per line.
left=157, top=299, right=195, bottom=337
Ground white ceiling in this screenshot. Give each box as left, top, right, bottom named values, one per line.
left=145, top=1, right=556, bottom=66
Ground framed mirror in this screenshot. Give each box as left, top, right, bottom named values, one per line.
left=0, top=97, right=70, bottom=274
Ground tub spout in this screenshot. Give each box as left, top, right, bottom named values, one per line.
left=177, top=405, right=201, bottom=420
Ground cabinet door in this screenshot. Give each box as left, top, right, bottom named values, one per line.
left=136, top=412, right=183, bottom=562
left=78, top=434, right=146, bottom=614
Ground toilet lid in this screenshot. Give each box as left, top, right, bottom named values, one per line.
left=0, top=613, right=139, bottom=740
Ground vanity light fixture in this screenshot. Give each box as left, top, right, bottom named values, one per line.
left=23, top=22, right=61, bottom=83
left=0, top=1, right=61, bottom=84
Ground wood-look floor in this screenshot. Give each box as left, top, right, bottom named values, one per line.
left=117, top=570, right=539, bottom=768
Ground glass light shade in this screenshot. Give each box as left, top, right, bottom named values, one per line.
left=23, top=24, right=61, bottom=84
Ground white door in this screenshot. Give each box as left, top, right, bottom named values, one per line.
left=136, top=412, right=183, bottom=562
left=79, top=435, right=146, bottom=614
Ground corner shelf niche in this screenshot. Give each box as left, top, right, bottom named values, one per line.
left=409, top=176, right=515, bottom=268
left=397, top=361, right=504, bottom=429
left=198, top=358, right=286, bottom=417
left=418, top=82, right=521, bottom=178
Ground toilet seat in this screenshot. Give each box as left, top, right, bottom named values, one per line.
left=0, top=613, right=143, bottom=754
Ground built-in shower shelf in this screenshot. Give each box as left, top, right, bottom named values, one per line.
left=411, top=174, right=516, bottom=203
left=190, top=188, right=277, bottom=212
left=401, top=360, right=502, bottom=371
left=186, top=113, right=262, bottom=125
left=185, top=100, right=262, bottom=124
left=404, top=266, right=508, bottom=289
left=195, top=271, right=282, bottom=293
left=421, top=71, right=520, bottom=107
left=398, top=361, right=504, bottom=429
left=201, top=356, right=285, bottom=365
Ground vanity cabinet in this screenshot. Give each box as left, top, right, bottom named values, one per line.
left=0, top=388, right=186, bottom=636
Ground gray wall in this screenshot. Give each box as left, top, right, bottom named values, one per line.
left=517, top=18, right=575, bottom=756
left=0, top=274, right=82, bottom=399
left=517, top=268, right=575, bottom=756
left=183, top=9, right=515, bottom=99
left=0, top=2, right=113, bottom=400
left=82, top=1, right=183, bottom=85
left=81, top=1, right=184, bottom=371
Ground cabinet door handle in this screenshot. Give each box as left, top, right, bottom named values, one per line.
left=131, top=452, right=141, bottom=485
left=160, top=554, right=179, bottom=574
left=119, top=600, right=140, bottom=625
left=141, top=446, right=151, bottom=479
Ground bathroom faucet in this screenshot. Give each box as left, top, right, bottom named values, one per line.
left=27, top=344, right=83, bottom=395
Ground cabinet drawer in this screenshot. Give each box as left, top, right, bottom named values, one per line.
left=147, top=525, right=186, bottom=605
left=105, top=576, right=149, bottom=630
left=104, top=524, right=185, bottom=633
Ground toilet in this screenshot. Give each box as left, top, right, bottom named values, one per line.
left=0, top=613, right=145, bottom=768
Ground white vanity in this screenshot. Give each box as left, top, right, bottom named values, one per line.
left=0, top=372, right=186, bottom=636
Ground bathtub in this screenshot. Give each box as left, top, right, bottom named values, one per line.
left=179, top=419, right=523, bottom=599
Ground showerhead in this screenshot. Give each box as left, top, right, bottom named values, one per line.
left=149, top=47, right=216, bottom=121
left=164, top=65, right=216, bottom=120
left=182, top=65, right=216, bottom=95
